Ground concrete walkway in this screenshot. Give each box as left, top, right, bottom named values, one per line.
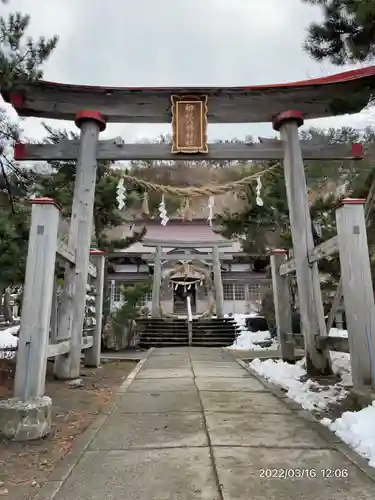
left=43, top=347, right=375, bottom=500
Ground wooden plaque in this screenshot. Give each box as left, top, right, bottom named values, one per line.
left=171, top=95, right=208, bottom=154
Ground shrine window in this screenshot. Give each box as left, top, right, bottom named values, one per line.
left=223, top=283, right=234, bottom=300
left=234, top=283, right=245, bottom=301
left=113, top=281, right=125, bottom=302
left=248, top=283, right=261, bottom=301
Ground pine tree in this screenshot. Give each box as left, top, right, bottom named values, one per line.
left=302, top=0, right=375, bottom=64
left=0, top=2, right=58, bottom=309
left=216, top=163, right=290, bottom=255
left=0, top=0, right=58, bottom=183
left=0, top=172, right=31, bottom=320
left=35, top=125, right=147, bottom=326
left=0, top=5, right=58, bottom=148
left=36, top=124, right=146, bottom=250
left=216, top=127, right=375, bottom=305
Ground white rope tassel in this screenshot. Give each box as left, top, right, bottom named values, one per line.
left=256, top=176, right=264, bottom=207
left=207, top=196, right=214, bottom=226
left=116, top=178, right=127, bottom=210
left=159, top=194, right=169, bottom=226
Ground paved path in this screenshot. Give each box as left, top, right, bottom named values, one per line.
left=44, top=347, right=375, bottom=500
left=100, top=349, right=149, bottom=361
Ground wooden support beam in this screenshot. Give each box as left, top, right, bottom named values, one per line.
left=187, top=296, right=193, bottom=346
left=275, top=111, right=331, bottom=375
left=308, top=235, right=338, bottom=264
left=54, top=111, right=105, bottom=380
left=212, top=245, right=224, bottom=318
left=279, top=236, right=339, bottom=276
left=56, top=240, right=97, bottom=277
left=279, top=257, right=296, bottom=277
left=50, top=276, right=59, bottom=344
left=142, top=240, right=231, bottom=248
left=316, top=335, right=349, bottom=354
left=14, top=198, right=60, bottom=400
left=55, top=240, right=75, bottom=264
left=335, top=199, right=375, bottom=388
left=13, top=140, right=363, bottom=162
left=270, top=250, right=295, bottom=363
left=47, top=340, right=71, bottom=357
left=142, top=253, right=233, bottom=261
left=84, top=250, right=105, bottom=367
left=47, top=336, right=94, bottom=358
left=294, top=333, right=350, bottom=353
left=151, top=246, right=162, bottom=318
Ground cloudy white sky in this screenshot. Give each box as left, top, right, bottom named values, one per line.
left=2, top=0, right=375, bottom=143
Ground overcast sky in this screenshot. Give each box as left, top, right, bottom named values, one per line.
left=2, top=0, right=375, bottom=143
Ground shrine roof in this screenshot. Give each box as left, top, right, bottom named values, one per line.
left=106, top=220, right=242, bottom=254
left=3, top=66, right=375, bottom=123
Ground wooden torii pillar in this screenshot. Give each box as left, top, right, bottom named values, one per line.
left=272, top=111, right=332, bottom=375
left=151, top=245, right=162, bottom=318
left=212, top=244, right=224, bottom=318
left=54, top=111, right=106, bottom=380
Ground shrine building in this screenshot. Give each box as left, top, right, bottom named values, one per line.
left=107, top=217, right=270, bottom=317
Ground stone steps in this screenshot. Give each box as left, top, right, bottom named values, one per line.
left=136, top=318, right=239, bottom=348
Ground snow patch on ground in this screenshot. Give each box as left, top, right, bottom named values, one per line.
left=250, top=339, right=375, bottom=469
left=326, top=327, right=374, bottom=466
left=329, top=327, right=348, bottom=338
left=330, top=351, right=352, bottom=386
left=226, top=318, right=349, bottom=353
left=0, top=325, right=19, bottom=359
left=250, top=357, right=347, bottom=412
left=328, top=328, right=352, bottom=385
left=225, top=313, right=277, bottom=351
left=322, top=405, right=375, bottom=468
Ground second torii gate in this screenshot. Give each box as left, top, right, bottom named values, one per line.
left=141, top=239, right=232, bottom=318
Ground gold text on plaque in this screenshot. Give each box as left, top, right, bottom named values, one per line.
left=171, top=95, right=208, bottom=154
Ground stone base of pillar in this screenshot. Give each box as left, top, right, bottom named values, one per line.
left=0, top=396, right=52, bottom=441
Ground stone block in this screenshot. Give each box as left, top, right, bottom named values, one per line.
left=0, top=396, right=52, bottom=441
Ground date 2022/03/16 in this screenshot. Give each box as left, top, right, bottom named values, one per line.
left=259, top=468, right=349, bottom=479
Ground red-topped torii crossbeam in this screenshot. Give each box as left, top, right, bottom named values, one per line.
left=2, top=65, right=375, bottom=123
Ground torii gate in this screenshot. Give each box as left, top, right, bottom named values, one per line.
left=141, top=239, right=232, bottom=318
left=3, top=66, right=374, bottom=384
